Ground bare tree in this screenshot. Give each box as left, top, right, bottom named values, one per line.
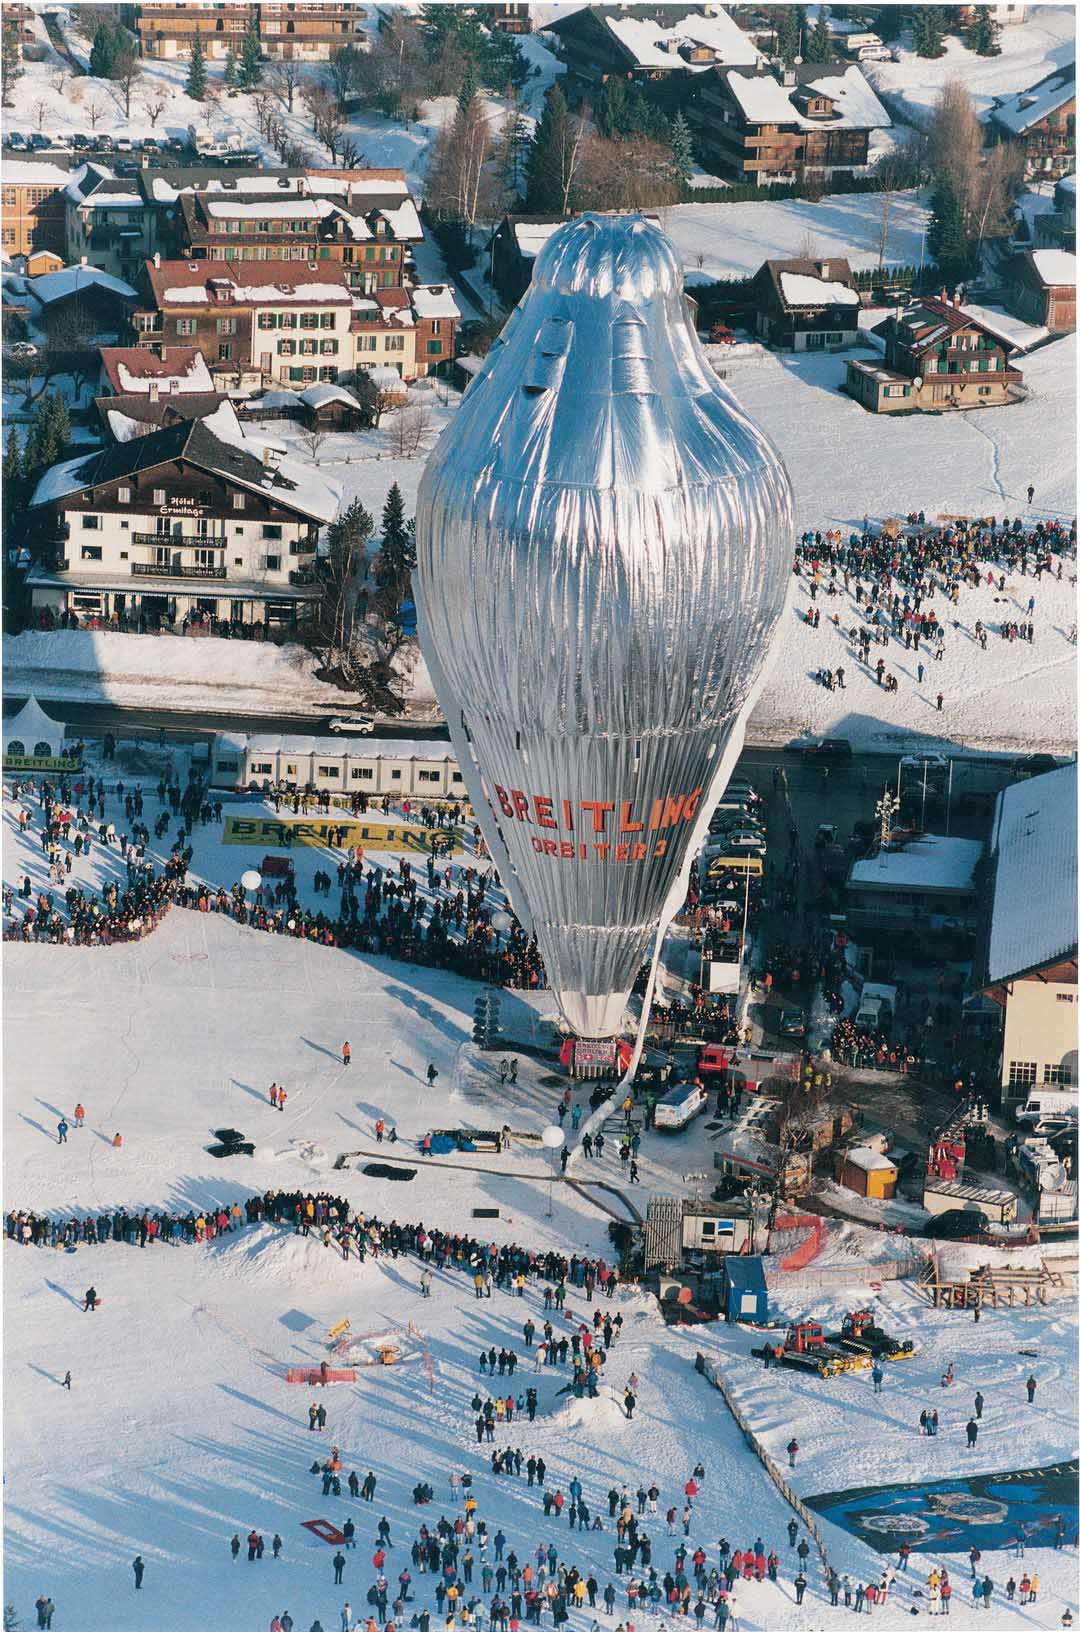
left=33, top=99, right=49, bottom=131
left=113, top=52, right=143, bottom=118
left=576, top=134, right=682, bottom=212
left=85, top=97, right=107, bottom=130
left=269, top=58, right=301, bottom=113
left=303, top=84, right=345, bottom=161
left=141, top=87, right=172, bottom=128
left=52, top=66, right=71, bottom=98
left=928, top=78, right=984, bottom=216
left=252, top=90, right=279, bottom=139
left=390, top=401, right=433, bottom=458
left=425, top=95, right=497, bottom=234
left=299, top=422, right=330, bottom=464
left=796, top=229, right=821, bottom=262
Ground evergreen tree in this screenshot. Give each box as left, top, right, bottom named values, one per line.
left=3, top=424, right=22, bottom=486
left=238, top=19, right=263, bottom=89
left=775, top=7, right=802, bottom=65
left=964, top=5, right=1001, bottom=55
left=912, top=6, right=946, bottom=58
left=927, top=179, right=969, bottom=277
left=669, top=111, right=694, bottom=186
left=88, top=21, right=117, bottom=78
left=1, top=29, right=24, bottom=106
left=186, top=27, right=208, bottom=100
left=806, top=8, right=833, bottom=61
left=596, top=76, right=630, bottom=139
left=526, top=83, right=575, bottom=214
left=376, top=482, right=414, bottom=592
left=457, top=59, right=479, bottom=115
left=223, top=43, right=238, bottom=87
left=24, top=393, right=70, bottom=476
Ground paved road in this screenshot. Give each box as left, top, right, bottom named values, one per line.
left=0, top=696, right=451, bottom=745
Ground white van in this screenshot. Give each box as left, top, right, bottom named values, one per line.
left=654, top=1080, right=709, bottom=1132
left=1015, top=1091, right=1077, bottom=1126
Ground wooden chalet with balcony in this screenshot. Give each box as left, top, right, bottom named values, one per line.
left=845, top=294, right=1024, bottom=414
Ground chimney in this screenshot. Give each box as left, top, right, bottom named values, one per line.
left=148, top=380, right=159, bottom=404
left=80, top=255, right=88, bottom=267
left=816, top=259, right=831, bottom=280
left=153, top=250, right=161, bottom=269
left=261, top=445, right=281, bottom=470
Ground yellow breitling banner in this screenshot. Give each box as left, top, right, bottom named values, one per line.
left=223, top=814, right=463, bottom=855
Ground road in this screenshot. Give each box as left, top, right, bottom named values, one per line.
left=0, top=696, right=451, bottom=745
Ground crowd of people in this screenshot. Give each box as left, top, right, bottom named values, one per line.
left=829, top=1017, right=922, bottom=1074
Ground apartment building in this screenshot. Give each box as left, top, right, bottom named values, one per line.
left=2, top=161, right=73, bottom=260
left=65, top=165, right=157, bottom=284
left=131, top=2, right=367, bottom=60
left=27, top=407, right=340, bottom=631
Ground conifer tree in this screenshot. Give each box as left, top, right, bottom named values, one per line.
left=964, top=6, right=1001, bottom=55
left=669, top=111, right=694, bottom=185
left=806, top=8, right=833, bottom=61
left=239, top=18, right=263, bottom=89
left=186, top=27, right=207, bottom=100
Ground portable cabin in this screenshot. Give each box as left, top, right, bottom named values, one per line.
left=721, top=1254, right=768, bottom=1323
left=836, top=1145, right=899, bottom=1200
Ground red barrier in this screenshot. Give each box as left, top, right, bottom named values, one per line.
left=771, top=1214, right=825, bottom=1272
left=302, top=1519, right=346, bottom=1546
left=286, top=1367, right=357, bottom=1384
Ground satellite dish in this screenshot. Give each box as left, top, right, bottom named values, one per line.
left=541, top=1125, right=565, bottom=1149
left=793, top=53, right=803, bottom=64
left=913, top=376, right=923, bottom=390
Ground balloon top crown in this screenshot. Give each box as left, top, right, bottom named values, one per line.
left=531, top=212, right=684, bottom=303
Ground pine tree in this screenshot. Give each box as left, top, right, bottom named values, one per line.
left=1, top=29, right=24, bottom=106
left=223, top=43, right=238, bottom=87
left=239, top=19, right=263, bottom=89
left=806, top=8, right=833, bottom=62
left=457, top=59, right=479, bottom=115
left=964, top=5, right=1001, bottom=55
left=669, top=111, right=694, bottom=186
left=186, top=27, right=207, bottom=100
left=596, top=76, right=630, bottom=139
left=526, top=84, right=575, bottom=214
left=88, top=21, right=116, bottom=78
left=775, top=7, right=802, bottom=65
left=376, top=483, right=414, bottom=592
left=912, top=6, right=946, bottom=58
left=3, top=424, right=22, bottom=485
left=927, top=179, right=969, bottom=277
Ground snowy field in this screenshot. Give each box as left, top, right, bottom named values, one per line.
left=862, top=5, right=1075, bottom=125
left=4, top=894, right=1078, bottom=1631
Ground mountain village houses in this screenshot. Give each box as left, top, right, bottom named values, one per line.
left=844, top=294, right=1025, bottom=414
left=982, top=762, right=1078, bottom=1111
left=27, top=405, right=340, bottom=633
left=989, top=62, right=1076, bottom=180
left=129, top=1, right=368, bottom=62
left=746, top=256, right=860, bottom=350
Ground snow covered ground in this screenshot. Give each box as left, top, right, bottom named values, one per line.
left=862, top=5, right=1075, bottom=126
left=4, top=885, right=1078, bottom=1630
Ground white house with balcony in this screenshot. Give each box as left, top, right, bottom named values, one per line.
left=27, top=403, right=340, bottom=632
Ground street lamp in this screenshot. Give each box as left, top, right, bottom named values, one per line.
left=875, top=790, right=899, bottom=867
left=541, top=1124, right=564, bottom=1219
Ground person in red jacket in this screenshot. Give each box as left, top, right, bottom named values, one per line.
left=787, top=1439, right=800, bottom=1468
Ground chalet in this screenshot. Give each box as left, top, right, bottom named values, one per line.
left=134, top=258, right=355, bottom=387
left=845, top=294, right=1024, bottom=413
left=546, top=4, right=760, bottom=103
left=689, top=61, right=890, bottom=186
left=65, top=165, right=153, bottom=285
left=1001, top=249, right=1076, bottom=333
left=409, top=282, right=460, bottom=377
left=2, top=3, right=36, bottom=55
left=27, top=407, right=340, bottom=633
left=956, top=2, right=1027, bottom=21
left=1034, top=171, right=1076, bottom=249
left=1, top=160, right=72, bottom=260
left=131, top=2, right=367, bottom=61
left=94, top=391, right=229, bottom=442
left=989, top=64, right=1076, bottom=180
left=98, top=344, right=219, bottom=397
left=490, top=3, right=531, bottom=34
left=982, top=762, right=1077, bottom=1108
left=25, top=266, right=139, bottom=338
left=174, top=170, right=421, bottom=292
left=748, top=256, right=860, bottom=350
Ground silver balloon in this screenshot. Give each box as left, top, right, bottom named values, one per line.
left=416, top=213, right=793, bottom=1038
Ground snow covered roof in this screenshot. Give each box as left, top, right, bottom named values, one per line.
left=1030, top=249, right=1077, bottom=286
left=514, top=221, right=564, bottom=259
left=410, top=284, right=461, bottom=321
left=957, top=301, right=1048, bottom=352
left=991, top=65, right=1076, bottom=135
left=377, top=200, right=423, bottom=241
left=364, top=365, right=408, bottom=390
left=29, top=267, right=138, bottom=304
left=592, top=7, right=760, bottom=72
left=234, top=734, right=458, bottom=761
left=147, top=260, right=353, bottom=307
left=29, top=452, right=97, bottom=506
left=2, top=695, right=64, bottom=754
left=985, top=762, right=1078, bottom=986
left=63, top=162, right=106, bottom=204
left=100, top=346, right=216, bottom=394
left=849, top=836, right=983, bottom=894
left=778, top=270, right=861, bottom=308
left=724, top=63, right=890, bottom=132
left=2, top=161, right=77, bottom=187
left=842, top=1146, right=898, bottom=1174
left=298, top=382, right=360, bottom=410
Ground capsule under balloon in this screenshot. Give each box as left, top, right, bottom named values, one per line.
left=415, top=213, right=793, bottom=1038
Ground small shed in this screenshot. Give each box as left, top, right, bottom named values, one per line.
left=836, top=1145, right=899, bottom=1200
left=2, top=695, right=70, bottom=766
left=721, top=1254, right=768, bottom=1323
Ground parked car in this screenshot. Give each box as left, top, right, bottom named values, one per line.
left=6, top=132, right=29, bottom=151
left=95, top=134, right=115, bottom=151
left=924, top=1208, right=994, bottom=1242
left=777, top=1009, right=807, bottom=1038
left=717, top=830, right=766, bottom=853
left=28, top=133, right=52, bottom=151
left=709, top=322, right=737, bottom=346
left=1013, top=753, right=1060, bottom=780
left=802, top=738, right=853, bottom=767
left=114, top=135, right=133, bottom=153
left=327, top=715, right=375, bottom=735
left=8, top=342, right=39, bottom=360
left=70, top=133, right=91, bottom=150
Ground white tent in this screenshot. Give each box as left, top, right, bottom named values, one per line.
left=3, top=696, right=65, bottom=760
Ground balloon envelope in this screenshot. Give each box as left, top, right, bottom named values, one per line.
left=416, top=213, right=792, bottom=1038
left=541, top=1125, right=565, bottom=1149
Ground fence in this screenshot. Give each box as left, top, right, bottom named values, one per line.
left=694, top=1352, right=833, bottom=1577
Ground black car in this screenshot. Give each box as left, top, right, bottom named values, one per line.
left=801, top=738, right=854, bottom=767
left=924, top=1208, right=993, bottom=1242
left=1013, top=753, right=1060, bottom=780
